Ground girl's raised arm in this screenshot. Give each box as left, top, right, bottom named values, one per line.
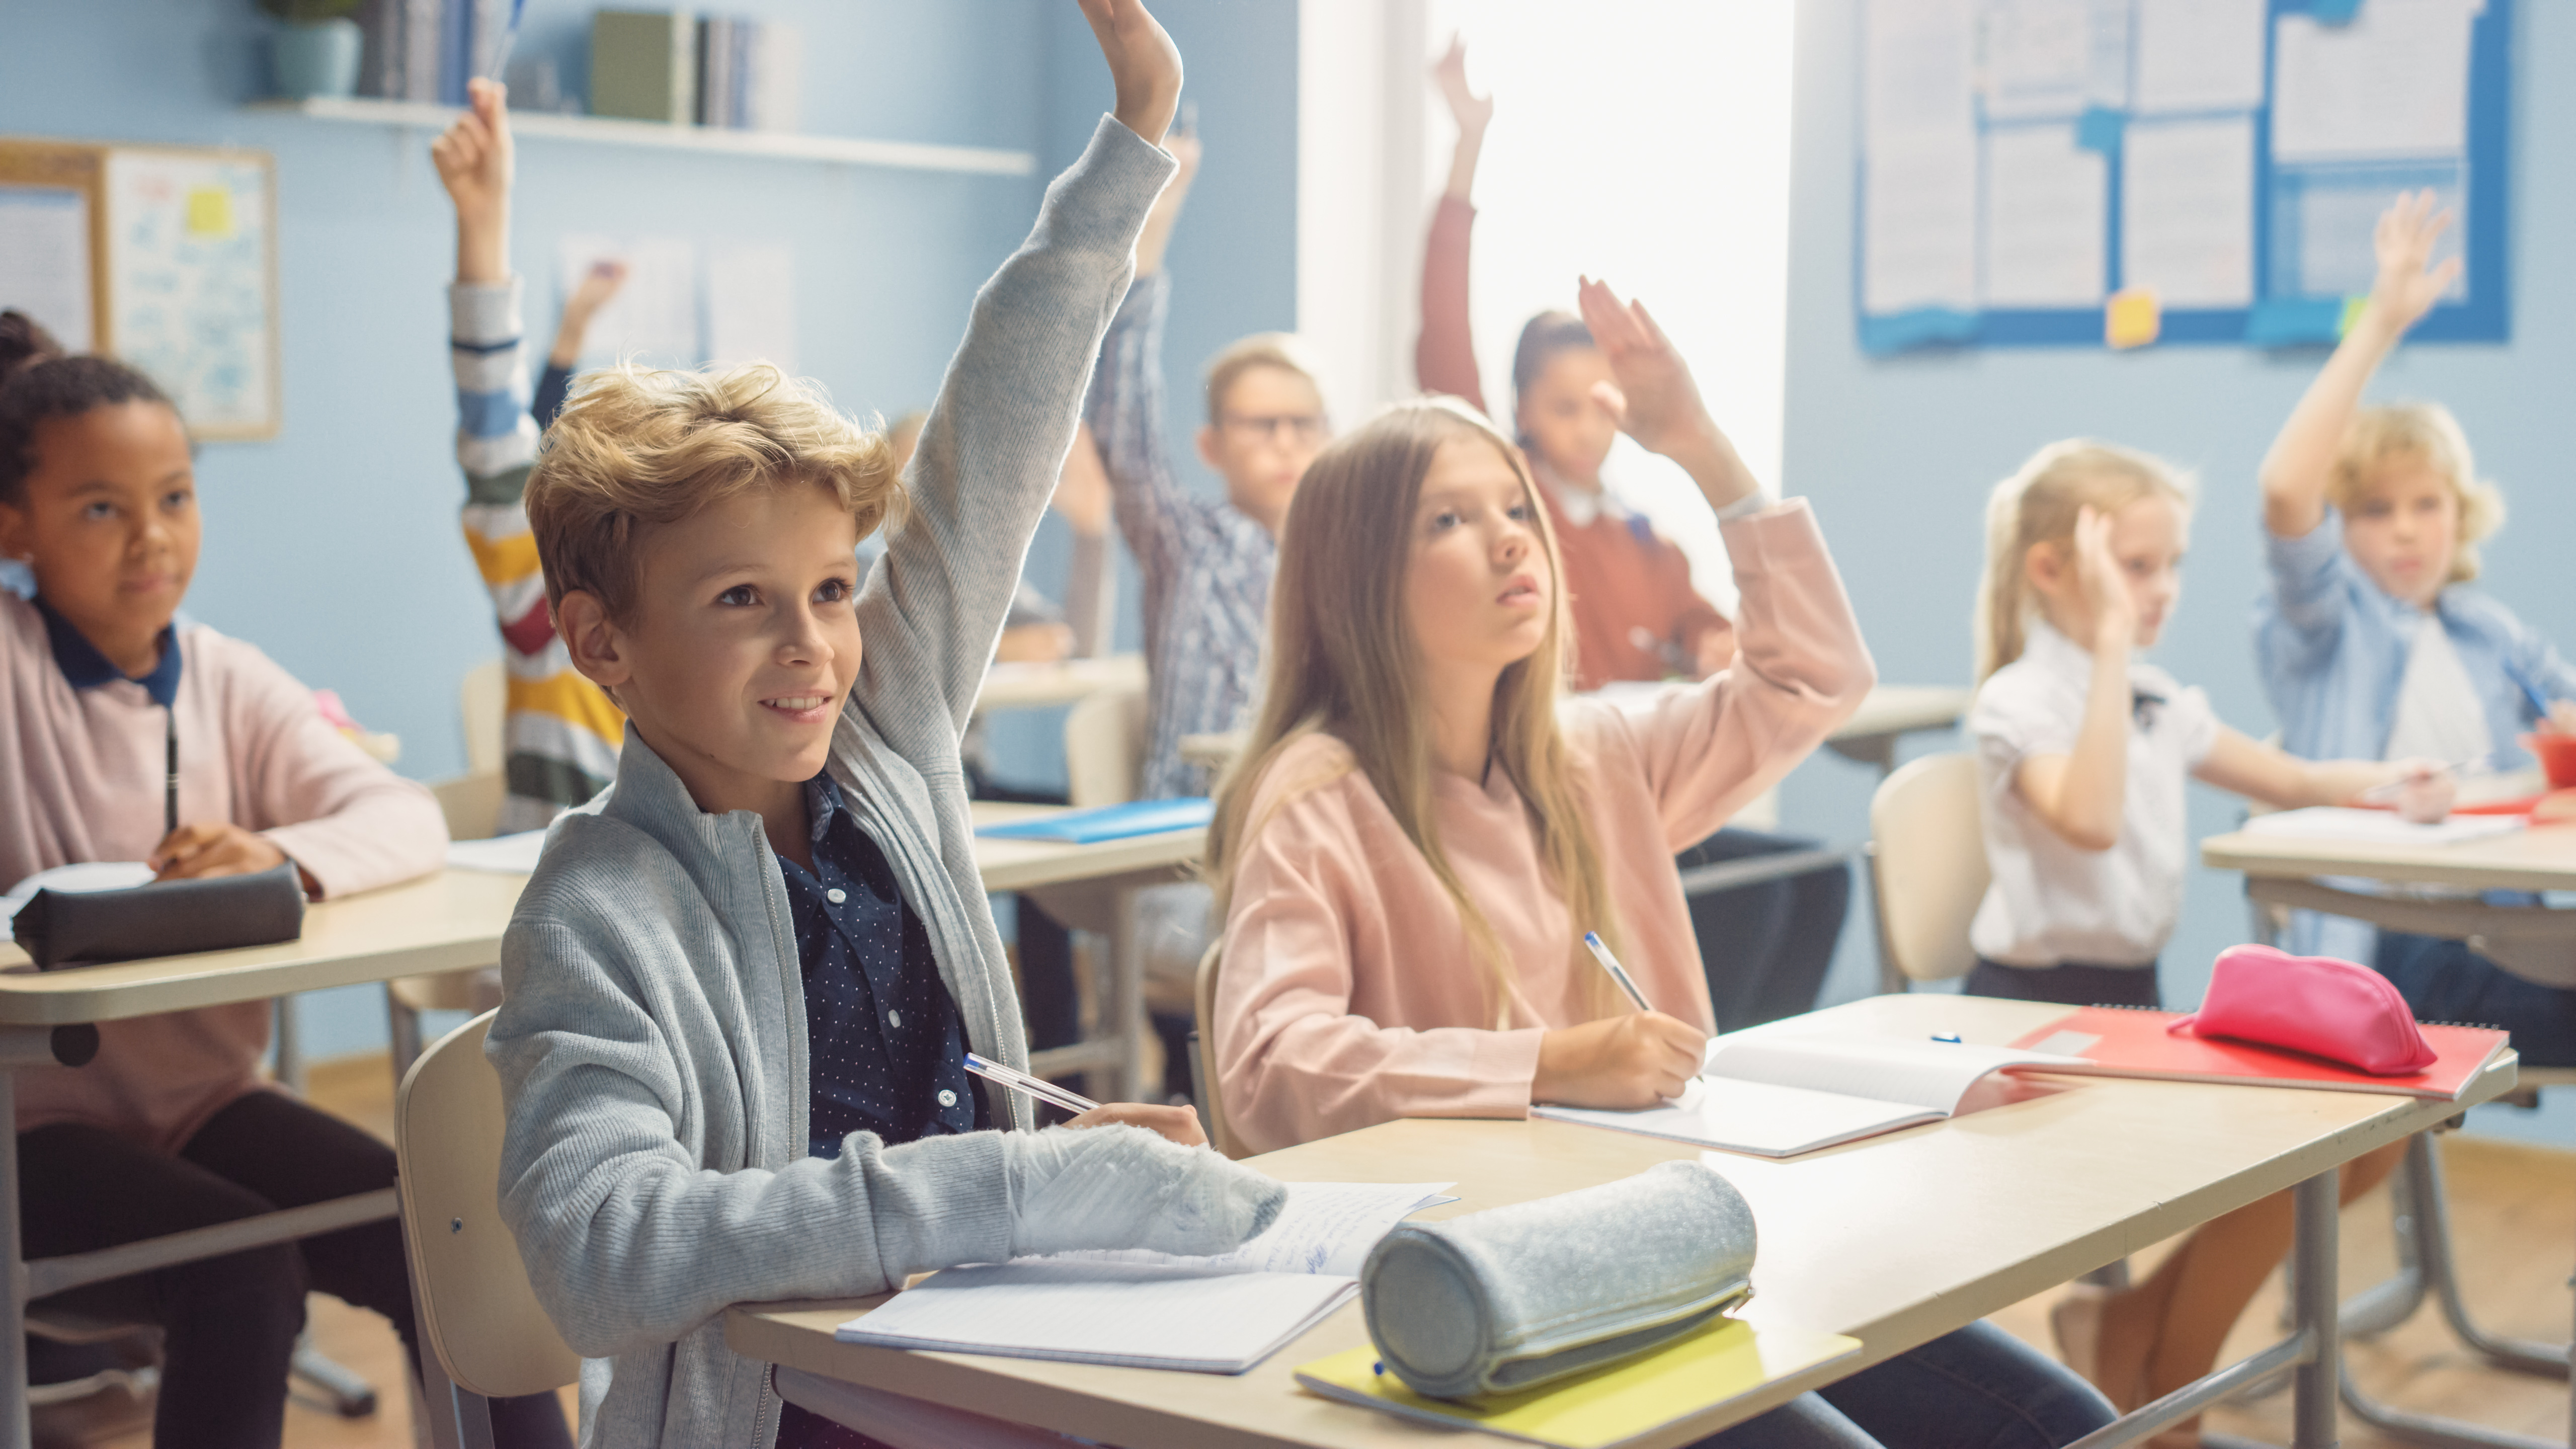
left=2258, top=192, right=2458, bottom=539
left=2011, top=510, right=2138, bottom=852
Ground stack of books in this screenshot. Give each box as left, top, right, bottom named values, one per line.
left=356, top=0, right=514, bottom=105
left=695, top=17, right=802, bottom=131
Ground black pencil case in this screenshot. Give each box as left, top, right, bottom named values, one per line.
left=12, top=863, right=305, bottom=970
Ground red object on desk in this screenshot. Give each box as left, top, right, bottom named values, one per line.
left=2007, top=1006, right=2510, bottom=1101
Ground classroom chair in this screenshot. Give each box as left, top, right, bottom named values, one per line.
left=397, top=1012, right=1091, bottom=1448
left=1062, top=676, right=1147, bottom=810
left=1189, top=944, right=1251, bottom=1160
left=461, top=657, right=507, bottom=777
left=1866, top=753, right=1986, bottom=993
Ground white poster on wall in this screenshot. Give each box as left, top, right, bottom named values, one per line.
left=557, top=234, right=699, bottom=368
left=2273, top=0, right=2475, bottom=163
left=0, top=186, right=92, bottom=353
left=104, top=149, right=277, bottom=438
left=2122, top=115, right=2256, bottom=307
left=1981, top=123, right=2107, bottom=307
left=2131, top=0, right=2267, bottom=113
left=705, top=243, right=797, bottom=375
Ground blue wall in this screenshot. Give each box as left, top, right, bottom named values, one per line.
left=1779, top=0, right=2576, bottom=1140
left=0, top=0, right=1298, bottom=1060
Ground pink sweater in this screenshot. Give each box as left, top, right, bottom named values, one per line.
left=2, top=593, right=447, bottom=1150
left=1216, top=502, right=1872, bottom=1154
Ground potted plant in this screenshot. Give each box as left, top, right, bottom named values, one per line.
left=262, top=0, right=366, bottom=100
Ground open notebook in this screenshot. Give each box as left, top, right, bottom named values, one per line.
left=1535, top=1035, right=2086, bottom=1157
left=834, top=1181, right=1452, bottom=1374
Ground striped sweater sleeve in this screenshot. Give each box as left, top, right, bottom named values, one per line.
left=451, top=280, right=624, bottom=830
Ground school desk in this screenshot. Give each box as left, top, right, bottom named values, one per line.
left=2204, top=816, right=2576, bottom=1449
left=0, top=807, right=1203, bottom=1446
left=976, top=653, right=1150, bottom=713
left=727, top=991, right=2515, bottom=1449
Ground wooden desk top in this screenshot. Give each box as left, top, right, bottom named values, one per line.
left=2202, top=818, right=2576, bottom=894
left=976, top=655, right=1147, bottom=713
left=967, top=803, right=1205, bottom=895
left=0, top=806, right=1206, bottom=1027
left=0, top=868, right=528, bottom=1027
left=1179, top=683, right=1971, bottom=772
left=727, top=993, right=2514, bottom=1449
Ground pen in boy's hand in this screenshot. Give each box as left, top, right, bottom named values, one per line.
left=1582, top=931, right=1655, bottom=1015
left=963, top=1052, right=1101, bottom=1119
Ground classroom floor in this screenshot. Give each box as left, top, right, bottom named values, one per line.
left=36, top=1061, right=2575, bottom=1448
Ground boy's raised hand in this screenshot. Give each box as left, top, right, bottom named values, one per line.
left=1078, top=0, right=1182, bottom=147
left=2366, top=189, right=2460, bottom=336
left=431, top=78, right=513, bottom=284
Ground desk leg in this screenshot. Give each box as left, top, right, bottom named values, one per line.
left=2292, top=1169, right=2341, bottom=1449
left=1111, top=888, right=1145, bottom=1104
left=0, top=1026, right=65, bottom=1449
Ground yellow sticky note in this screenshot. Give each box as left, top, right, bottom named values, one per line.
left=185, top=186, right=235, bottom=239
left=2105, top=288, right=2161, bottom=350
left=2338, top=294, right=2370, bottom=338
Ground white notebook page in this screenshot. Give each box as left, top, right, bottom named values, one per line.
left=835, top=1260, right=1356, bottom=1373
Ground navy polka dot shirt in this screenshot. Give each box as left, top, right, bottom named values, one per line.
left=776, top=776, right=986, bottom=1449
left=778, top=774, right=987, bottom=1159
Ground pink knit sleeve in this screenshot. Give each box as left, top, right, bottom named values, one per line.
left=212, top=636, right=449, bottom=898
left=1215, top=764, right=1542, bottom=1156
left=1589, top=500, right=1875, bottom=853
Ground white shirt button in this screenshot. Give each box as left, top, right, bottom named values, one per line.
left=887, top=1009, right=903, bottom=1028
left=937, top=1089, right=957, bottom=1108
left=826, top=888, right=846, bottom=905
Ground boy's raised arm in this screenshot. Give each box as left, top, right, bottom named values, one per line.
left=860, top=0, right=1181, bottom=730
left=2258, top=191, right=2458, bottom=539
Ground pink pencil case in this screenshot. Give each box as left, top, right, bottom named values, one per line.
left=2167, top=944, right=2437, bottom=1076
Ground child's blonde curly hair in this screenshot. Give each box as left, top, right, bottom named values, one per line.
left=524, top=361, right=904, bottom=622
left=2328, top=401, right=2505, bottom=584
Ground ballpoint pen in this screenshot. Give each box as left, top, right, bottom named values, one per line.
left=1581, top=931, right=1655, bottom=1014
left=963, top=1052, right=1100, bottom=1118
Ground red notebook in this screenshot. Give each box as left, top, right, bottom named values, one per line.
left=2006, top=1007, right=2511, bottom=1101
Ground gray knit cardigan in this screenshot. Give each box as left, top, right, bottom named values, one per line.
left=487, top=116, right=1180, bottom=1448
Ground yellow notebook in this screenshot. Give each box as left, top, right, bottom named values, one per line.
left=1292, top=1316, right=1861, bottom=1449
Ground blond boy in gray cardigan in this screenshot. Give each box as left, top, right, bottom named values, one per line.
left=465, top=6, right=1282, bottom=1443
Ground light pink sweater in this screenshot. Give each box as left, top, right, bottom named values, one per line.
left=2, top=594, right=447, bottom=1150
left=1216, top=501, right=1872, bottom=1154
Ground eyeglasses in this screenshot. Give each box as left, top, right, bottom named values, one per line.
left=1219, top=412, right=1329, bottom=445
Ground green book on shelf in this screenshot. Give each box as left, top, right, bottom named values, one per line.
left=591, top=9, right=696, bottom=123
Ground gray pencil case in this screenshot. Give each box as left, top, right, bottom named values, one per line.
left=11, top=864, right=305, bottom=971
left=1359, top=1160, right=1757, bottom=1400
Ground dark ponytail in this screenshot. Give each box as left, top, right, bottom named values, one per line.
left=0, top=310, right=180, bottom=507
left=1507, top=310, right=1596, bottom=446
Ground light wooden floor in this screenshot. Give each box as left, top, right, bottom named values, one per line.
left=41, top=1057, right=2576, bottom=1447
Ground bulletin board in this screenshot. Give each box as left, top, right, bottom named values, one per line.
left=0, top=137, right=281, bottom=440
left=1852, top=0, right=2510, bottom=355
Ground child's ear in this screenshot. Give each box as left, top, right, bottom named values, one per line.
left=555, top=591, right=632, bottom=693
left=0, top=502, right=27, bottom=563
left=2024, top=539, right=2068, bottom=595
left=1194, top=424, right=1222, bottom=473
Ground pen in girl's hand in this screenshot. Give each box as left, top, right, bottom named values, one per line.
left=1582, top=931, right=1655, bottom=1015
left=963, top=1053, right=1100, bottom=1119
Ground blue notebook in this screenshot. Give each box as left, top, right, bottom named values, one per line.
left=975, top=798, right=1213, bottom=845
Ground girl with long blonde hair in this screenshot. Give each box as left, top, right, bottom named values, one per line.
left=1209, top=280, right=2118, bottom=1449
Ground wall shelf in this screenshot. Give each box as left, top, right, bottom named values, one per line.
left=245, top=96, right=1034, bottom=177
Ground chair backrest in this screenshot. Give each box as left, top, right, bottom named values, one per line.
left=1063, top=680, right=1148, bottom=809
left=461, top=659, right=507, bottom=778
left=1869, top=753, right=1989, bottom=984
left=430, top=769, right=505, bottom=843
left=395, top=1011, right=580, bottom=1400
left=1191, top=943, right=1251, bottom=1160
